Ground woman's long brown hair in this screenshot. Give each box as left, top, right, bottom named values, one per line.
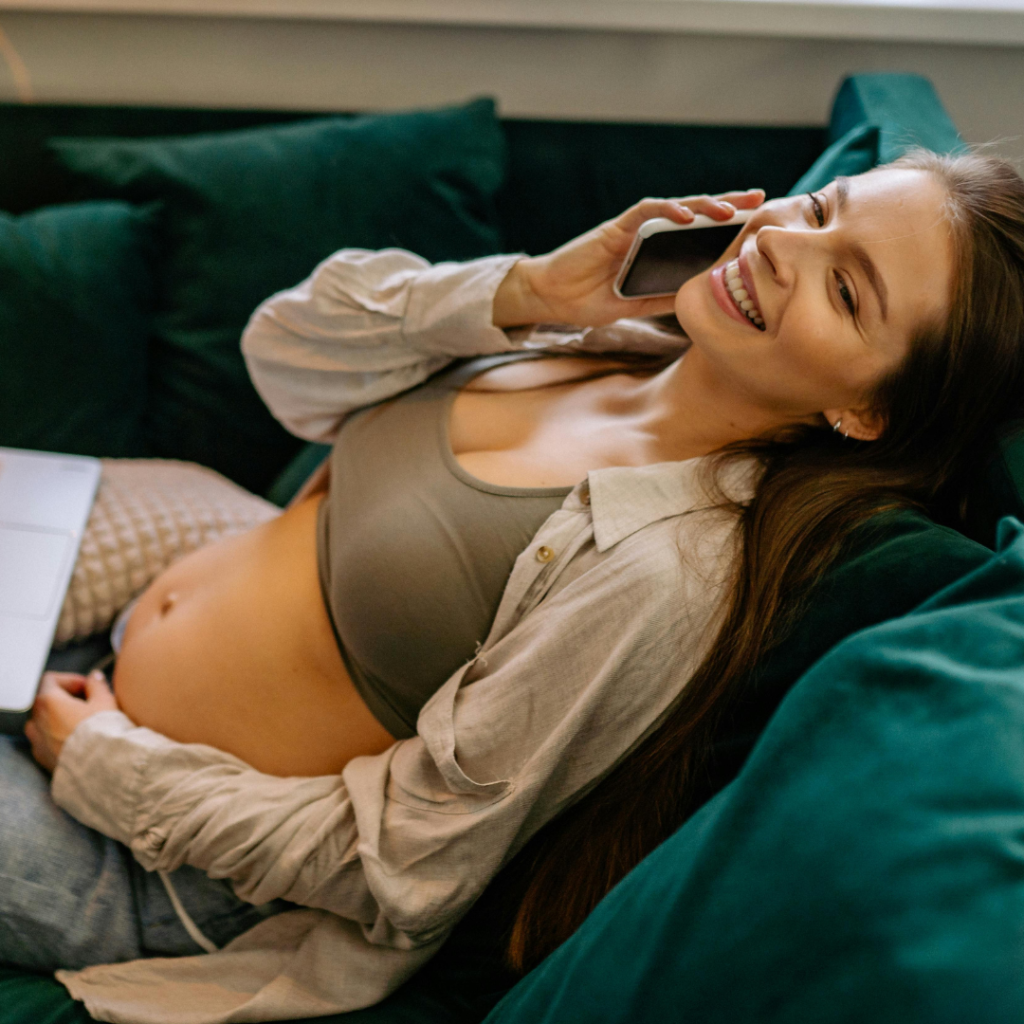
left=506, top=150, right=1024, bottom=972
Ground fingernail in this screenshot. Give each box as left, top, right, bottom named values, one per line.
left=89, top=669, right=105, bottom=680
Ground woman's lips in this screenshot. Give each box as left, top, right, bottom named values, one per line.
left=710, top=265, right=758, bottom=328
left=737, top=253, right=763, bottom=320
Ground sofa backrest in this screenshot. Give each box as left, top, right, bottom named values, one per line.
left=0, top=101, right=824, bottom=257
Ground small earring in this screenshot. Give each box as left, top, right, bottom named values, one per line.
left=833, top=417, right=843, bottom=433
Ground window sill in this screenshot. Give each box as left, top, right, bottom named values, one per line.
left=0, top=0, right=1022, bottom=46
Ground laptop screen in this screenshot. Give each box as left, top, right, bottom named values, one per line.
left=0, top=448, right=100, bottom=724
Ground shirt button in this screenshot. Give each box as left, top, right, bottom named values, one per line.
left=535, top=545, right=555, bottom=563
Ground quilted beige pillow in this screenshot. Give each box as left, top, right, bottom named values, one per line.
left=56, top=459, right=280, bottom=645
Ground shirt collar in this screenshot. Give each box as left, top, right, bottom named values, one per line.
left=587, top=457, right=756, bottom=553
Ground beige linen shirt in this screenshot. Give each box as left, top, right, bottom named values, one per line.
left=51, top=250, right=749, bottom=1024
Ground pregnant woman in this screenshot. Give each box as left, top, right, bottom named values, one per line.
left=11, top=148, right=1024, bottom=1023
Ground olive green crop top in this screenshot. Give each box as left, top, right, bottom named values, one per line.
left=316, top=354, right=573, bottom=739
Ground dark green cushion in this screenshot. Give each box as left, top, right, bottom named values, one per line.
left=263, top=440, right=331, bottom=508
left=50, top=100, right=506, bottom=493
left=0, top=968, right=90, bottom=1024
left=484, top=517, right=1024, bottom=1024
left=790, top=72, right=963, bottom=196
left=828, top=72, right=963, bottom=161
left=700, top=509, right=991, bottom=799
left=0, top=104, right=319, bottom=217
left=0, top=201, right=153, bottom=458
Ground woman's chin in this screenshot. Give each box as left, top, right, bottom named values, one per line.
left=676, top=269, right=749, bottom=340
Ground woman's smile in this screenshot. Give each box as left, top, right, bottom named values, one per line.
left=726, top=256, right=765, bottom=329
left=710, top=263, right=762, bottom=330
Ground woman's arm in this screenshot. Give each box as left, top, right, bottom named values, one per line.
left=241, top=249, right=524, bottom=443
left=242, top=191, right=762, bottom=443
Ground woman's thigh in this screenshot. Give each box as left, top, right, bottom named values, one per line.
left=0, top=733, right=145, bottom=971
left=0, top=735, right=286, bottom=972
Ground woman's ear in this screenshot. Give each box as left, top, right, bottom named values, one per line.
left=823, top=406, right=885, bottom=441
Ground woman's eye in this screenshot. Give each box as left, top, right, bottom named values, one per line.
left=835, top=272, right=856, bottom=316
left=807, top=192, right=825, bottom=227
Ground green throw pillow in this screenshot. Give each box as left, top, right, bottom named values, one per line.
left=789, top=72, right=963, bottom=196
left=51, top=99, right=506, bottom=493
left=0, top=201, right=153, bottom=458
left=484, top=517, right=1024, bottom=1024
left=828, top=72, right=963, bottom=162
left=699, top=509, right=991, bottom=798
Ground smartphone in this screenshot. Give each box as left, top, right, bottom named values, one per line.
left=613, top=209, right=754, bottom=299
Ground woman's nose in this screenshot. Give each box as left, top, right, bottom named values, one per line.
left=755, top=220, right=817, bottom=285
left=755, top=224, right=785, bottom=283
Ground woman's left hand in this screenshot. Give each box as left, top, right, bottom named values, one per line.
left=492, top=189, right=766, bottom=329
left=26, top=670, right=120, bottom=773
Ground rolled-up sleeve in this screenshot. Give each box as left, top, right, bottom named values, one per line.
left=240, top=249, right=524, bottom=443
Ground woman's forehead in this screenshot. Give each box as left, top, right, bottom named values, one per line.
left=833, top=167, right=954, bottom=329
left=836, top=166, right=944, bottom=219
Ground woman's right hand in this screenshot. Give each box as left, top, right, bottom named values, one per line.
left=26, top=670, right=120, bottom=772
left=492, top=189, right=765, bottom=330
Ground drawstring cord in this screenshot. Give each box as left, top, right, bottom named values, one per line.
left=157, top=871, right=219, bottom=955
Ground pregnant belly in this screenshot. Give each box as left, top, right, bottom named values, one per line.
left=112, top=496, right=395, bottom=776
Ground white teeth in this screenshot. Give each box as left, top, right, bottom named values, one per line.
left=723, top=261, right=764, bottom=329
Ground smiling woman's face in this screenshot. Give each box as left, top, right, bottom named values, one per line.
left=674, top=167, right=956, bottom=439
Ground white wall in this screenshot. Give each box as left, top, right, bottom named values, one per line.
left=0, top=10, right=1018, bottom=164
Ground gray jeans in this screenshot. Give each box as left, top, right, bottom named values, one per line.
left=0, top=733, right=287, bottom=972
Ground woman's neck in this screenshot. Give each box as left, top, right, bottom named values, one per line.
left=639, top=347, right=794, bottom=461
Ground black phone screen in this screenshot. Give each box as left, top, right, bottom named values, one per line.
left=618, top=222, right=744, bottom=297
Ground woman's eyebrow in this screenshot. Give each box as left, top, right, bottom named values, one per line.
left=836, top=175, right=850, bottom=211
left=834, top=175, right=889, bottom=322
left=849, top=241, right=889, bottom=322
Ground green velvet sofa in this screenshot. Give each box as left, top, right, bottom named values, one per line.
left=3, top=73, right=1023, bottom=1024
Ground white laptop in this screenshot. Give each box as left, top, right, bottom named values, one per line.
left=0, top=446, right=100, bottom=732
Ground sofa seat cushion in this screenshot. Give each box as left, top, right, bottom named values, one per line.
left=51, top=100, right=507, bottom=494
